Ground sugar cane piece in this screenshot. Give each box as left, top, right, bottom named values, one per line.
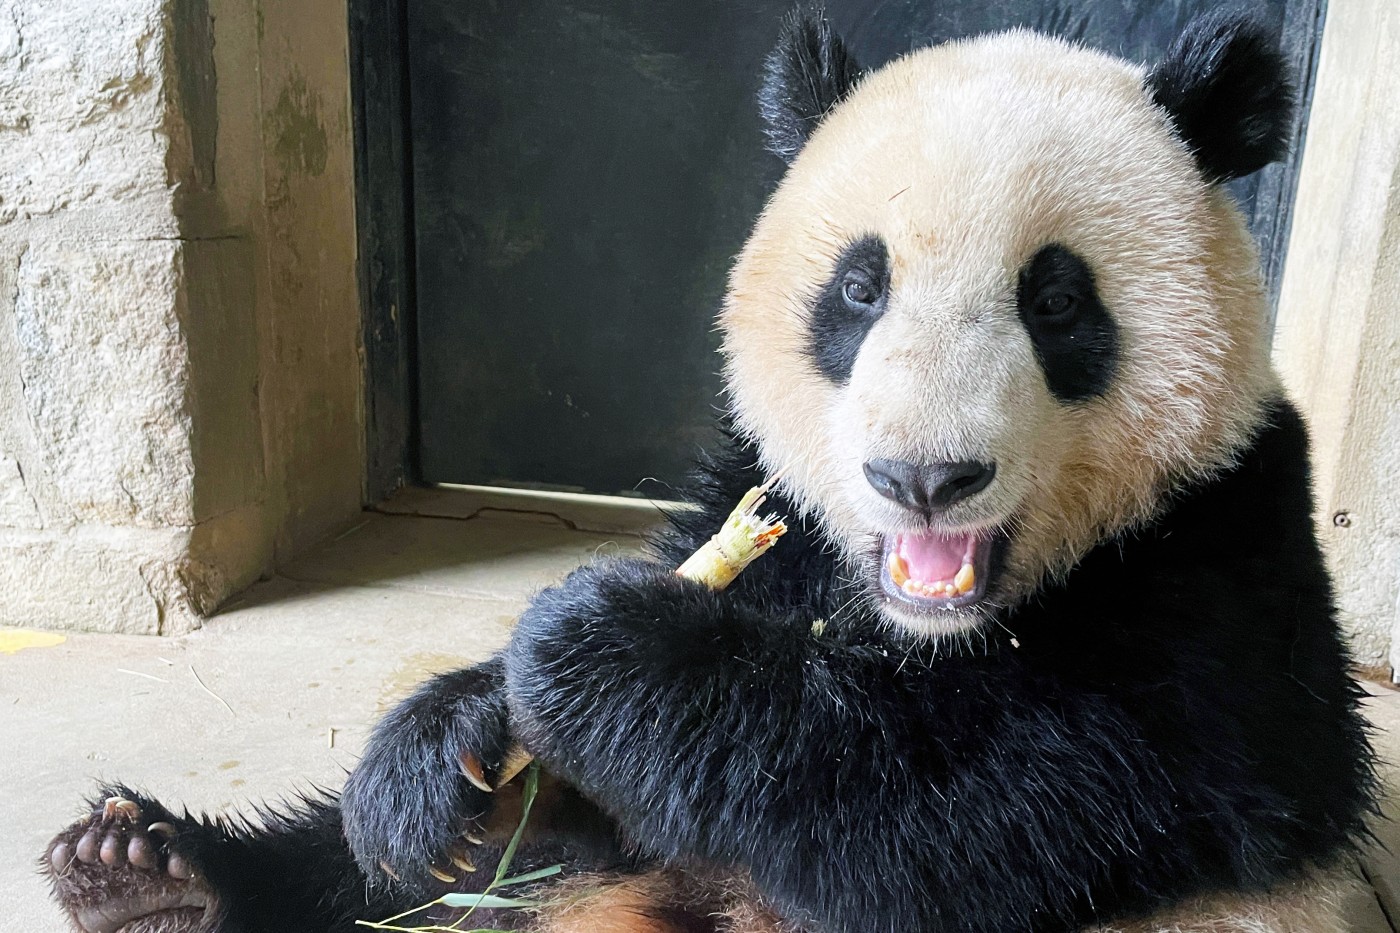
left=488, top=478, right=788, bottom=788
left=673, top=476, right=788, bottom=590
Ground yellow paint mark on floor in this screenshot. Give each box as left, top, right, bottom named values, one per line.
left=0, top=629, right=66, bottom=655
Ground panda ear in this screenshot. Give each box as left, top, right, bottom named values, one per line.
left=1147, top=9, right=1297, bottom=183
left=758, top=10, right=864, bottom=163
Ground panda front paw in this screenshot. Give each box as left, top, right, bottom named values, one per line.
left=503, top=558, right=796, bottom=795
left=507, top=557, right=741, bottom=687
left=341, top=657, right=515, bottom=892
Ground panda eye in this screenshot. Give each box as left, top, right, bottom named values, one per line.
left=1035, top=291, right=1078, bottom=321
left=809, top=235, right=889, bottom=384
left=842, top=277, right=879, bottom=308
left=1015, top=244, right=1118, bottom=402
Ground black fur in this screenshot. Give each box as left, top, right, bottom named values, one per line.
left=340, top=660, right=512, bottom=890
left=806, top=235, right=890, bottom=383
left=759, top=10, right=864, bottom=162
left=503, top=398, right=1374, bottom=933
left=1147, top=9, right=1297, bottom=183
left=1016, top=244, right=1119, bottom=401
left=340, top=657, right=630, bottom=893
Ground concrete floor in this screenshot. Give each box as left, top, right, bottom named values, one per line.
left=2, top=492, right=1397, bottom=930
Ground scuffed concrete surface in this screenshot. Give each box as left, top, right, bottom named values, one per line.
left=0, top=510, right=1396, bottom=930
left=0, top=510, right=644, bottom=927
left=251, top=0, right=364, bottom=571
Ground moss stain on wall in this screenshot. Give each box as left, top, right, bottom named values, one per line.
left=265, top=70, right=327, bottom=177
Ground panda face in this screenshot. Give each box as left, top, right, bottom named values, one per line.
left=721, top=29, right=1281, bottom=639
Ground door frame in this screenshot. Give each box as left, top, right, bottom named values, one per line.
left=351, top=0, right=418, bottom=502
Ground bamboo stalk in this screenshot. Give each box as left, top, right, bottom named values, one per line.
left=673, top=475, right=788, bottom=590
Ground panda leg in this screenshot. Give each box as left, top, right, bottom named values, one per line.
left=42, top=783, right=404, bottom=933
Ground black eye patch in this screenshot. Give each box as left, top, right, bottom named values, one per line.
left=807, top=236, right=890, bottom=384
left=1016, top=245, right=1119, bottom=402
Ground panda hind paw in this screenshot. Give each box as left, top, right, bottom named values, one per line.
left=43, top=788, right=212, bottom=933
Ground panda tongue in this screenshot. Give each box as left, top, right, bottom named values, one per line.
left=897, top=531, right=972, bottom=584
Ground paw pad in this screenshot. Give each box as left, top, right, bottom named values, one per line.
left=45, top=794, right=209, bottom=933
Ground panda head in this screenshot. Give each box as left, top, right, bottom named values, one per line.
left=720, top=11, right=1296, bottom=639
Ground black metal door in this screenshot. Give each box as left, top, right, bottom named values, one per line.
left=400, top=0, right=1322, bottom=496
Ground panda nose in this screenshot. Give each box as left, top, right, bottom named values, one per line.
left=862, top=458, right=997, bottom=515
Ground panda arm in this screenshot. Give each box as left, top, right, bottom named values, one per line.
left=503, top=559, right=1174, bottom=933
left=337, top=436, right=808, bottom=890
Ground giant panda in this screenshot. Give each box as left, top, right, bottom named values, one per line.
left=42, top=9, right=1376, bottom=933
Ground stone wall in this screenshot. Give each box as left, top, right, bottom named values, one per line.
left=1275, top=0, right=1400, bottom=679
left=0, top=0, right=363, bottom=634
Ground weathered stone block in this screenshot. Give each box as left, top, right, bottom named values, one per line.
left=13, top=240, right=195, bottom=528
left=0, top=530, right=169, bottom=634
left=0, top=0, right=174, bottom=229
left=0, top=0, right=366, bottom=636
left=0, top=503, right=277, bottom=634
left=0, top=452, right=41, bottom=527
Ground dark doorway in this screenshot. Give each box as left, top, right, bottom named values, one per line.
left=355, top=0, right=1325, bottom=500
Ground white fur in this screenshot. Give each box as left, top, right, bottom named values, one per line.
left=1084, top=873, right=1354, bottom=932
left=719, top=31, right=1278, bottom=638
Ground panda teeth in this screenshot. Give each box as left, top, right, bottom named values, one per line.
left=890, top=554, right=910, bottom=588
left=888, top=553, right=977, bottom=599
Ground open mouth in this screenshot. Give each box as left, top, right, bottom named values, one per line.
left=878, top=528, right=1000, bottom=611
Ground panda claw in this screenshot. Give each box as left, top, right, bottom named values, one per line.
left=449, top=849, right=478, bottom=872
left=496, top=745, right=534, bottom=787
left=459, top=751, right=494, bottom=793
left=427, top=864, right=457, bottom=884
left=99, top=797, right=139, bottom=824
left=146, top=821, right=176, bottom=840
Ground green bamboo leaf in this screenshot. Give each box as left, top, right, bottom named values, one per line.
left=489, top=762, right=541, bottom=890
left=496, top=863, right=563, bottom=888
left=437, top=893, right=544, bottom=909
